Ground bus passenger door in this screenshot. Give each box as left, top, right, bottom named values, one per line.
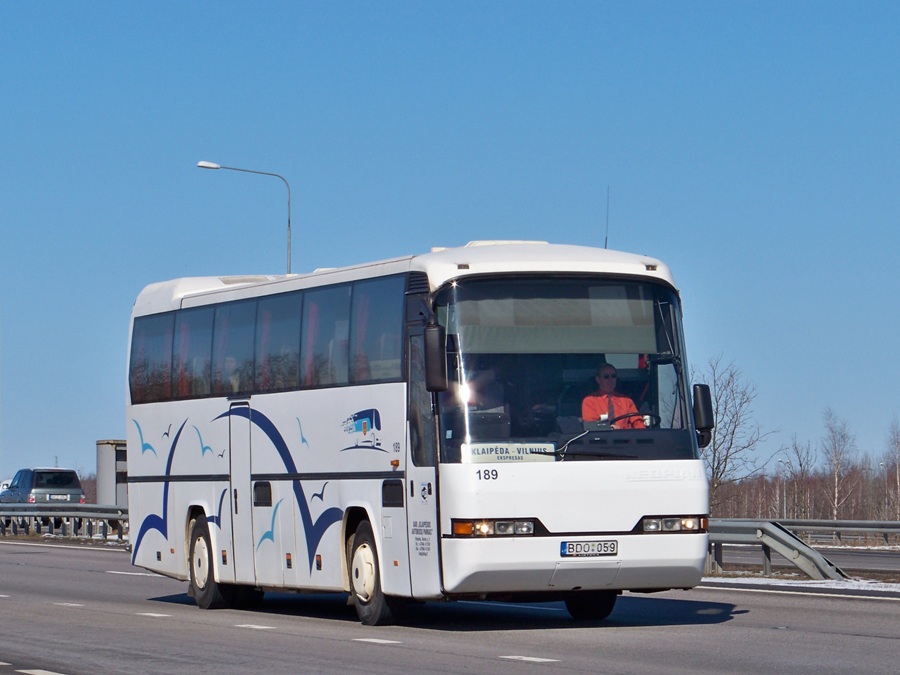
left=405, top=332, right=442, bottom=598
left=229, top=402, right=256, bottom=584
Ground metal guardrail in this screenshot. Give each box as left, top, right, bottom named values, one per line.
left=708, top=518, right=848, bottom=581
left=773, top=519, right=900, bottom=545
left=0, top=503, right=128, bottom=540
left=1, top=505, right=895, bottom=581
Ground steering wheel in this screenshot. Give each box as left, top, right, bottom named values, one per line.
left=609, top=412, right=660, bottom=428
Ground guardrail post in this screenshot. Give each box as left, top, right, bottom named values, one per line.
left=762, top=543, right=772, bottom=576
left=706, top=541, right=723, bottom=575
left=117, top=520, right=124, bottom=540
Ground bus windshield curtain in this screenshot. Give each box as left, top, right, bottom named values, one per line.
left=258, top=308, right=272, bottom=391
left=176, top=318, right=192, bottom=398
left=302, top=301, right=319, bottom=386
left=214, top=312, right=230, bottom=393
left=352, top=292, right=370, bottom=382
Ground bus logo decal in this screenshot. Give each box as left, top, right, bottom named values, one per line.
left=341, top=408, right=386, bottom=451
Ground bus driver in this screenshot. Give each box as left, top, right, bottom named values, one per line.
left=582, top=364, right=645, bottom=429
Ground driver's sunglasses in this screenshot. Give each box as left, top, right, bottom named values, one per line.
left=600, top=374, right=617, bottom=380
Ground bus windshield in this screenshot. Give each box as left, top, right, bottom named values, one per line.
left=435, top=276, right=696, bottom=463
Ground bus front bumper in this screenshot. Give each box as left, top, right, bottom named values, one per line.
left=440, top=532, right=707, bottom=595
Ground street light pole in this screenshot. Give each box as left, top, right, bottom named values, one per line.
left=197, top=161, right=293, bottom=274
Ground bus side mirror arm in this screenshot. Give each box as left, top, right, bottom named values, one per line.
left=692, top=384, right=714, bottom=449
left=424, top=323, right=448, bottom=393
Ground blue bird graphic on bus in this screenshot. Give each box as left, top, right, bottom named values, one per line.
left=341, top=408, right=385, bottom=451
left=256, top=498, right=284, bottom=550
left=132, top=420, right=157, bottom=457
left=296, top=417, right=311, bottom=449
left=193, top=426, right=213, bottom=456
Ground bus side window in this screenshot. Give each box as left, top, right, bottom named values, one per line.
left=302, top=285, right=351, bottom=387
left=408, top=334, right=436, bottom=467
left=255, top=292, right=302, bottom=393
left=350, top=276, right=405, bottom=384
left=129, top=312, right=174, bottom=404
left=211, top=300, right=256, bottom=396
left=172, top=307, right=213, bottom=399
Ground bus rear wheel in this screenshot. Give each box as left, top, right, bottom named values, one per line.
left=348, top=520, right=396, bottom=625
left=564, top=590, right=618, bottom=621
left=189, top=515, right=230, bottom=610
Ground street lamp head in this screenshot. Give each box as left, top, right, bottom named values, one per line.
left=197, top=161, right=221, bottom=169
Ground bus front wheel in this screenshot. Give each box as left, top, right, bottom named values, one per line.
left=348, top=520, right=396, bottom=625
left=189, top=515, right=230, bottom=610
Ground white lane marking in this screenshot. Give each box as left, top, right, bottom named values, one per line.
left=500, top=656, right=560, bottom=663
left=235, top=624, right=275, bottom=630
left=0, top=595, right=9, bottom=598
left=136, top=612, right=171, bottom=617
left=106, top=570, right=160, bottom=577
left=353, top=638, right=402, bottom=644
left=52, top=603, right=84, bottom=607
left=17, top=670, right=70, bottom=674
left=700, top=586, right=900, bottom=602
left=0, top=540, right=127, bottom=554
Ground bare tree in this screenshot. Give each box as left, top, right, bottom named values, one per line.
left=784, top=435, right=817, bottom=519
left=886, top=417, right=900, bottom=520
left=697, top=355, right=771, bottom=510
left=820, top=408, right=858, bottom=520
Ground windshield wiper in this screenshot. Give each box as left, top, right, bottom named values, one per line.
left=530, top=431, right=638, bottom=461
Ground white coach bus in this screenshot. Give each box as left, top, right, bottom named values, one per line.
left=127, top=241, right=714, bottom=625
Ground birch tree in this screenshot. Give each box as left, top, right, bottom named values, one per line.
left=697, top=355, right=770, bottom=509
left=820, top=408, right=857, bottom=520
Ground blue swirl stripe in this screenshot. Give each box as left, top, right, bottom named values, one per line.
left=217, top=407, right=343, bottom=572
left=131, top=419, right=187, bottom=563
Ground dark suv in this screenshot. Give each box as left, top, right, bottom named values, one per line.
left=0, top=468, right=86, bottom=504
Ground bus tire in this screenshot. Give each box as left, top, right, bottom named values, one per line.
left=564, top=590, right=618, bottom=621
left=189, top=515, right=230, bottom=610
left=348, top=520, right=395, bottom=625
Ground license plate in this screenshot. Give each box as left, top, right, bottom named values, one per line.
left=49, top=494, right=68, bottom=501
left=560, top=540, right=618, bottom=557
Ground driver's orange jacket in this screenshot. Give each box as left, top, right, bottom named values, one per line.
left=581, top=392, right=645, bottom=429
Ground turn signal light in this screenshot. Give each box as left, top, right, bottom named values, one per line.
left=452, top=519, right=535, bottom=537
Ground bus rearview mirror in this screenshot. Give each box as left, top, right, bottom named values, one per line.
left=692, top=383, right=714, bottom=448
left=424, top=324, right=448, bottom=392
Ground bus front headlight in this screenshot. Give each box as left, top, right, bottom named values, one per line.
left=452, top=519, right=536, bottom=537
left=641, top=516, right=707, bottom=533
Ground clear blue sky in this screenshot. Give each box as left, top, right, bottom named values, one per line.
left=2, top=2, right=898, bottom=480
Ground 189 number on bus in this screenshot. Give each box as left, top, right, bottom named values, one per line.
left=476, top=469, right=499, bottom=480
